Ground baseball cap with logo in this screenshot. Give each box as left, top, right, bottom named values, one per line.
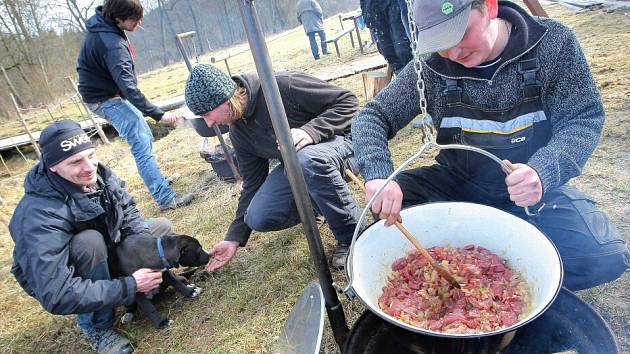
left=413, top=0, right=474, bottom=54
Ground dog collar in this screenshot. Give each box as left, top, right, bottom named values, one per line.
left=156, top=237, right=172, bottom=269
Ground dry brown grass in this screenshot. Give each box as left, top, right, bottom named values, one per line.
left=0, top=5, right=628, bottom=353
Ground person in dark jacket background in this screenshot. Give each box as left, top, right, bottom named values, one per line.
left=185, top=64, right=361, bottom=270
left=297, top=0, right=330, bottom=60
left=77, top=0, right=193, bottom=211
left=9, top=120, right=171, bottom=354
left=360, top=0, right=412, bottom=73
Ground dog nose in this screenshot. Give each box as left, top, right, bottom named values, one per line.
left=202, top=250, right=212, bottom=261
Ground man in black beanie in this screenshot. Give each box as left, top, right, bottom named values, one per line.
left=185, top=64, right=362, bottom=270
left=9, top=119, right=174, bottom=354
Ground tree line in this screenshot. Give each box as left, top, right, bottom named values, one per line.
left=0, top=0, right=358, bottom=122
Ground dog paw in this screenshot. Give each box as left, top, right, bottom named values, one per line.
left=190, top=285, right=203, bottom=298
left=121, top=312, right=134, bottom=325
left=157, top=319, right=174, bottom=329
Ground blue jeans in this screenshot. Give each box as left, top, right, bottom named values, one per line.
left=397, top=0, right=411, bottom=39
left=72, top=230, right=115, bottom=331
left=396, top=165, right=630, bottom=291
left=244, top=136, right=360, bottom=244
left=306, top=30, right=328, bottom=59
left=87, top=98, right=175, bottom=206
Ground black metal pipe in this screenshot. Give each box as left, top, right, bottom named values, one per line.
left=214, top=126, right=242, bottom=182
left=174, top=34, right=193, bottom=72
left=236, top=0, right=349, bottom=348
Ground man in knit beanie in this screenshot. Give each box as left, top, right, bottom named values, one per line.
left=9, top=119, right=177, bottom=354
left=77, top=0, right=193, bottom=211
left=352, top=0, right=628, bottom=291
left=185, top=64, right=361, bottom=270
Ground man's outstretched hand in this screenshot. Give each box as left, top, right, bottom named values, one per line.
left=504, top=160, right=543, bottom=207
left=161, top=112, right=182, bottom=126
left=206, top=240, right=240, bottom=272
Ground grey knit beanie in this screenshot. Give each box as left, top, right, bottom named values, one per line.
left=185, top=64, right=237, bottom=116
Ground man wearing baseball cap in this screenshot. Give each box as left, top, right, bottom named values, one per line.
left=185, top=64, right=362, bottom=270
left=9, top=120, right=176, bottom=353
left=352, top=0, right=628, bottom=290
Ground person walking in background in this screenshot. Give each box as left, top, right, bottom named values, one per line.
left=360, top=0, right=413, bottom=74
left=77, top=0, right=193, bottom=211
left=297, top=0, right=330, bottom=60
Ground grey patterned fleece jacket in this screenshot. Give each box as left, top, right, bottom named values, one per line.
left=352, top=1, right=604, bottom=195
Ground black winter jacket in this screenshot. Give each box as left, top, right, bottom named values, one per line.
left=76, top=7, right=165, bottom=121
left=9, top=162, right=145, bottom=315
left=224, top=71, right=358, bottom=245
left=360, top=0, right=395, bottom=28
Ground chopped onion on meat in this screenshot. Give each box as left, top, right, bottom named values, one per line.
left=378, top=245, right=530, bottom=334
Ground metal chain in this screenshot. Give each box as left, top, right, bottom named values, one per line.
left=405, top=0, right=436, bottom=144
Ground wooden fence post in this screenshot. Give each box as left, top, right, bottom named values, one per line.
left=1, top=65, right=24, bottom=108
left=10, top=93, right=41, bottom=159
left=38, top=56, right=54, bottom=100
left=65, top=77, right=110, bottom=145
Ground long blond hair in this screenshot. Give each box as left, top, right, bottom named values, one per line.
left=228, top=87, right=248, bottom=121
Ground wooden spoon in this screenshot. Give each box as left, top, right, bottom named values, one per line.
left=345, top=169, right=461, bottom=289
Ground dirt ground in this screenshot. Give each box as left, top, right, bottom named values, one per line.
left=0, top=3, right=627, bottom=354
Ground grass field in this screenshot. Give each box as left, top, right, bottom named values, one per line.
left=0, top=5, right=627, bottom=353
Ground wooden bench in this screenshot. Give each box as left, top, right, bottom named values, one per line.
left=211, top=53, right=233, bottom=76
left=210, top=46, right=251, bottom=76
left=325, top=26, right=356, bottom=58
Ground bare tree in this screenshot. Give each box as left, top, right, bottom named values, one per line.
left=158, top=0, right=169, bottom=66
left=1, top=0, right=33, bottom=62
left=25, top=0, right=44, bottom=36
left=53, top=0, right=96, bottom=32
left=183, top=0, right=204, bottom=53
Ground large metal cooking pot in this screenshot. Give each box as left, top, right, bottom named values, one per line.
left=340, top=143, right=564, bottom=338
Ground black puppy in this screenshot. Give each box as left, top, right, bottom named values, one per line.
left=115, top=233, right=211, bottom=329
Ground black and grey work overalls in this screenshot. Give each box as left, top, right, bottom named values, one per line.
left=436, top=52, right=550, bottom=201
left=397, top=52, right=629, bottom=291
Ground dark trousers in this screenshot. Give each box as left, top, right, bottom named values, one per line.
left=369, top=6, right=412, bottom=73
left=306, top=30, right=328, bottom=59
left=244, top=136, right=361, bottom=245
left=71, top=218, right=172, bottom=331
left=397, top=0, right=411, bottom=39
left=396, top=165, right=630, bottom=291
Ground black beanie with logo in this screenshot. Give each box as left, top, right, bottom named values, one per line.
left=39, top=119, right=94, bottom=167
